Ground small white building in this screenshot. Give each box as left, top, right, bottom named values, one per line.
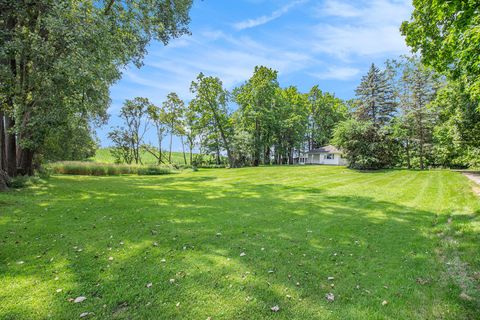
left=297, top=145, right=347, bottom=166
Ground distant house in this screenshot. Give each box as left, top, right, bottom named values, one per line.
left=296, top=145, right=347, bottom=166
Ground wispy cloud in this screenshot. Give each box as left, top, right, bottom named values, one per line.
left=233, top=0, right=308, bottom=31
left=309, top=66, right=360, bottom=80
left=121, top=29, right=315, bottom=104
left=320, top=1, right=361, bottom=18
left=310, top=0, right=412, bottom=59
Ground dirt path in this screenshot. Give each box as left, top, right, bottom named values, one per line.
left=462, top=172, right=480, bottom=196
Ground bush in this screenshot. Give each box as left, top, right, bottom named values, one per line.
left=47, top=162, right=173, bottom=176
left=8, top=175, right=43, bottom=189
left=137, top=166, right=172, bottom=175
left=333, top=119, right=398, bottom=170
left=36, top=166, right=53, bottom=179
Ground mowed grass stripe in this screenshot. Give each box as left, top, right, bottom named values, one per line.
left=0, top=167, right=479, bottom=319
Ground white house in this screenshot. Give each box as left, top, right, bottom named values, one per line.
left=297, top=145, right=347, bottom=166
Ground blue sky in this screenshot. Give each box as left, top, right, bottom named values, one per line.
left=98, top=0, right=412, bottom=150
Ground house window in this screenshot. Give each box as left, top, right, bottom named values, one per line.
left=324, top=154, right=334, bottom=160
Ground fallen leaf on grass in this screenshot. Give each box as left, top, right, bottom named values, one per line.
left=79, top=312, right=93, bottom=318
left=416, top=278, right=430, bottom=285
left=325, top=293, right=335, bottom=302
left=74, top=296, right=87, bottom=303
left=270, top=305, right=280, bottom=312
left=56, top=289, right=62, bottom=293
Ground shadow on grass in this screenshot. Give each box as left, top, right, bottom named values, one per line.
left=0, top=172, right=478, bottom=319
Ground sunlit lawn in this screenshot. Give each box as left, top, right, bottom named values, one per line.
left=1, top=166, right=479, bottom=319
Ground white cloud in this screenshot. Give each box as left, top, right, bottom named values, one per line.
left=320, top=1, right=361, bottom=18
left=311, top=0, right=412, bottom=58
left=309, top=66, right=360, bottom=80
left=233, top=0, right=308, bottom=30
left=312, top=24, right=408, bottom=58
left=121, top=30, right=315, bottom=104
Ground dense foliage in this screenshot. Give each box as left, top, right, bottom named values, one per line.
left=401, top=0, right=480, bottom=102
left=0, top=0, right=193, bottom=183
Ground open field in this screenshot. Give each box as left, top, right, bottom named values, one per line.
left=1, top=166, right=479, bottom=319
left=91, top=148, right=191, bottom=165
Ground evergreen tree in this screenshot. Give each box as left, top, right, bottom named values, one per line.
left=396, top=58, right=439, bottom=169
left=355, top=64, right=396, bottom=127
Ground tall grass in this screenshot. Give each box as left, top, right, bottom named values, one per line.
left=48, top=161, right=173, bottom=176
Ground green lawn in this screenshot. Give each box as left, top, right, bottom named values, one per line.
left=1, top=166, right=479, bottom=319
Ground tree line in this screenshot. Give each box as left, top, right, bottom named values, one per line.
left=1, top=0, right=479, bottom=188
left=109, top=55, right=480, bottom=170
left=109, top=67, right=348, bottom=168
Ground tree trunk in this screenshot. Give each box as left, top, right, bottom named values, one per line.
left=0, top=169, right=8, bottom=191
left=0, top=112, right=7, bottom=191
left=169, top=131, right=173, bottom=163
left=5, top=114, right=16, bottom=177
left=253, top=119, right=260, bottom=166
left=264, top=146, right=271, bottom=165
left=189, top=145, right=193, bottom=166
left=418, top=111, right=425, bottom=170
left=18, top=147, right=34, bottom=175
left=157, top=127, right=163, bottom=165
left=0, top=111, right=6, bottom=172
left=180, top=136, right=187, bottom=165
left=405, top=139, right=411, bottom=169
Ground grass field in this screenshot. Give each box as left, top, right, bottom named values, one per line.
left=91, top=148, right=190, bottom=165
left=1, top=166, right=479, bottom=319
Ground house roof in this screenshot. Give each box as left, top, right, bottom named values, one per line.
left=306, top=145, right=342, bottom=154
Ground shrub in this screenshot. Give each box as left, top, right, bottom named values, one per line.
left=8, top=175, right=43, bottom=189
left=47, top=162, right=173, bottom=176
left=137, top=166, right=172, bottom=175
left=333, top=119, right=398, bottom=170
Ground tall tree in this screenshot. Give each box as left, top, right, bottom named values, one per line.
left=401, top=1, right=480, bottom=103
left=355, top=64, right=396, bottom=127
left=146, top=103, right=168, bottom=165
left=234, top=66, right=279, bottom=166
left=110, top=97, right=152, bottom=164
left=0, top=0, right=192, bottom=178
left=273, top=86, right=309, bottom=164
left=307, top=86, right=348, bottom=149
left=182, top=105, right=199, bottom=166
left=163, top=93, right=185, bottom=163
left=392, top=57, right=440, bottom=169
left=190, top=73, right=235, bottom=168
left=431, top=81, right=480, bottom=168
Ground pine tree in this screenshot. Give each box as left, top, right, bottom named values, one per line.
left=355, top=64, right=396, bottom=127
left=396, top=58, right=439, bottom=169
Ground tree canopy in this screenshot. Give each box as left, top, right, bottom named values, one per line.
left=401, top=0, right=480, bottom=103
